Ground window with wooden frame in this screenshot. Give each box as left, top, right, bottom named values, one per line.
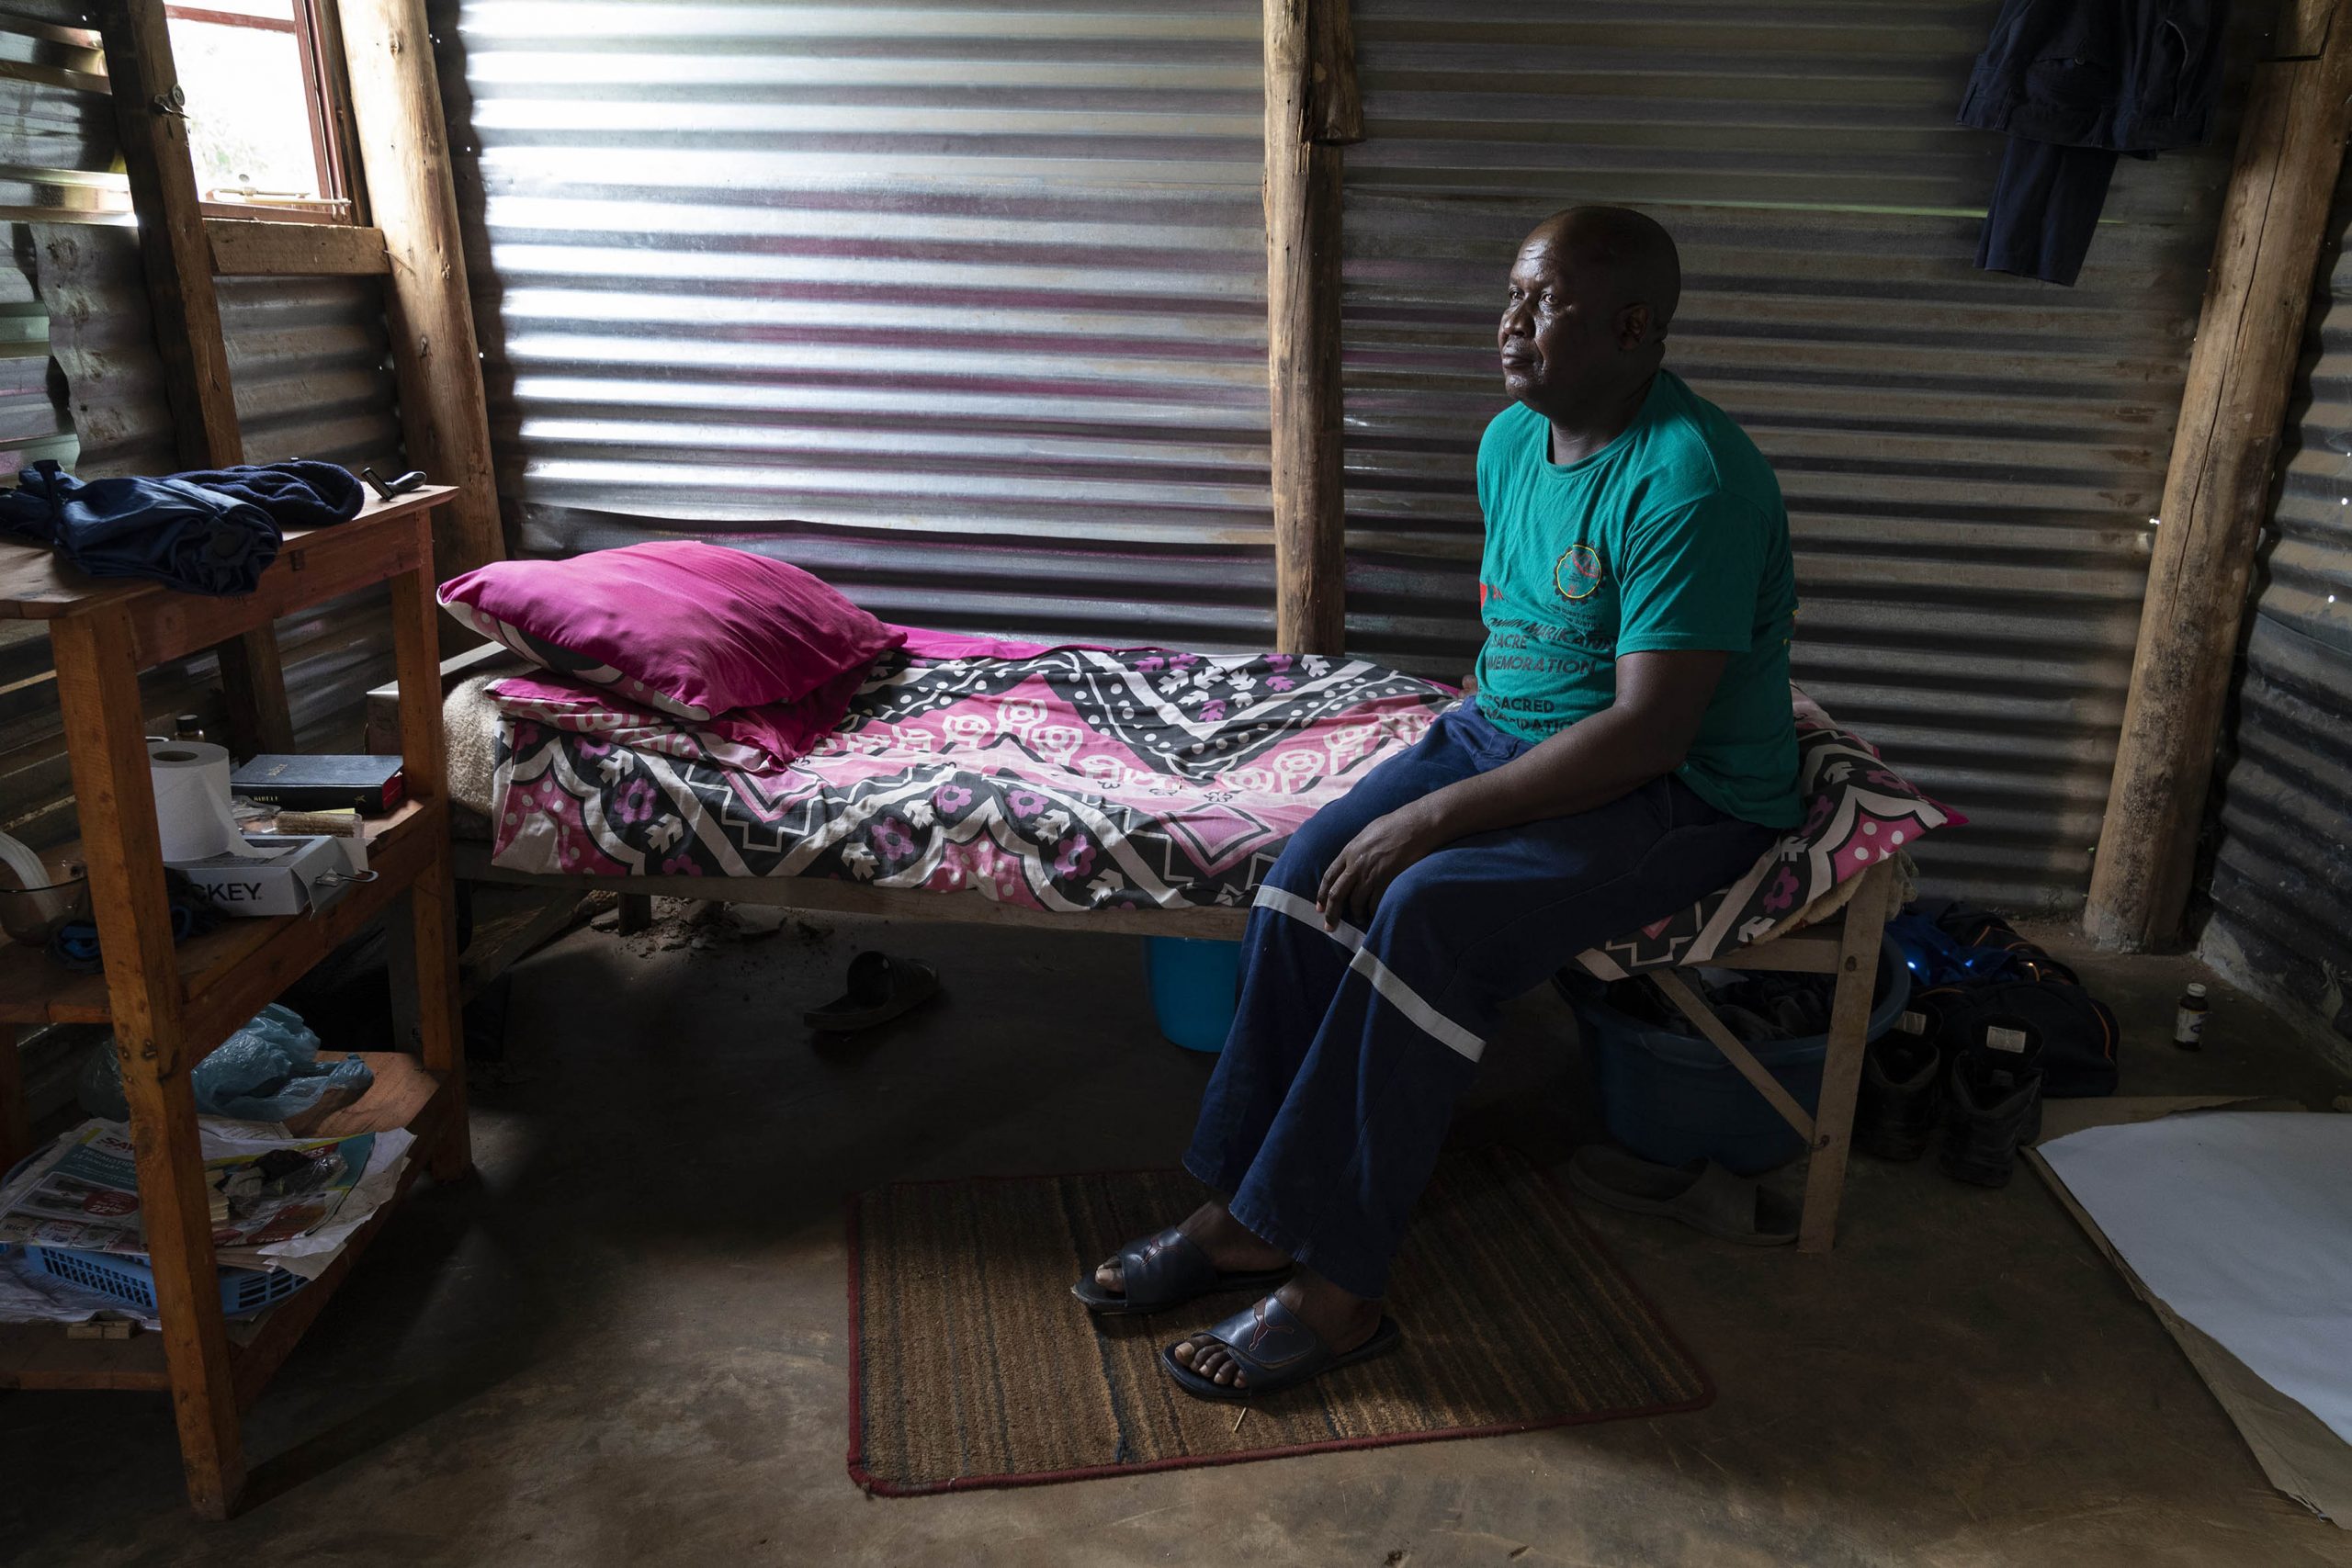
left=163, top=0, right=356, bottom=222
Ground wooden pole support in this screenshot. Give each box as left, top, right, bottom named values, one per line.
left=2085, top=2, right=2352, bottom=951
left=96, top=0, right=294, bottom=757
left=51, top=606, right=246, bottom=1517
left=1797, top=861, right=1898, bottom=1253
left=1264, top=0, right=1359, bottom=657
left=338, top=0, right=505, bottom=577
left=389, top=508, right=470, bottom=1178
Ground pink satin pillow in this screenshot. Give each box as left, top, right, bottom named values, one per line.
left=437, top=540, right=904, bottom=721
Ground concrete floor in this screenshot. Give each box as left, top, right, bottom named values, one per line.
left=5, top=905, right=2351, bottom=1568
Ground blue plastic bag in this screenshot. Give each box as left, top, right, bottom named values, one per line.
left=78, top=1003, right=372, bottom=1123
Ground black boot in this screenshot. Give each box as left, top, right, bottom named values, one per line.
left=1856, top=1033, right=1943, bottom=1161
left=1939, top=1017, right=2044, bottom=1188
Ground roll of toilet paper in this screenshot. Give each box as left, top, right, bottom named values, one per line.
left=149, top=739, right=264, bottom=862
left=0, top=829, right=51, bottom=892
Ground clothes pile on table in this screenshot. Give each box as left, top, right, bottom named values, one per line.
left=0, top=458, right=366, bottom=595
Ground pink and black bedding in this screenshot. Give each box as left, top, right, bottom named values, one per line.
left=478, top=638, right=1959, bottom=963
left=487, top=645, right=1456, bottom=911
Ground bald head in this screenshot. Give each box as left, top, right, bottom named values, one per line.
left=1498, top=206, right=1680, bottom=429
left=1525, top=206, right=1681, bottom=339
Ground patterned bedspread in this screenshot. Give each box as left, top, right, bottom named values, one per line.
left=488, top=649, right=1456, bottom=911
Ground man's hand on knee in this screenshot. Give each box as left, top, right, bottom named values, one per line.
left=1317, top=804, right=1448, bottom=928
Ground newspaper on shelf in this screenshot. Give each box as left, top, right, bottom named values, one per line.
left=0, top=1118, right=412, bottom=1278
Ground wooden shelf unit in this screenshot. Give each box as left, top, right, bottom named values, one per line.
left=0, top=489, right=469, bottom=1518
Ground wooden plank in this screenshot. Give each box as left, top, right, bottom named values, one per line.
left=389, top=515, right=469, bottom=1178
left=95, top=0, right=292, bottom=760
left=2086, top=4, right=2352, bottom=952
left=205, top=218, right=390, bottom=276
left=1798, top=861, right=1898, bottom=1254
left=212, top=632, right=295, bottom=757
left=0, top=486, right=449, bottom=623
left=1650, top=966, right=1816, bottom=1143
left=50, top=605, right=245, bottom=1517
left=96, top=0, right=237, bottom=469
left=1263, top=0, right=1351, bottom=656
left=453, top=846, right=1256, bottom=939
left=337, top=0, right=505, bottom=576
left=2277, top=0, right=2335, bottom=57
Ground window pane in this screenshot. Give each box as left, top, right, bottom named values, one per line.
left=165, top=17, right=320, bottom=203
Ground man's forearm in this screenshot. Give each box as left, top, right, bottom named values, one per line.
left=1408, top=704, right=1686, bottom=841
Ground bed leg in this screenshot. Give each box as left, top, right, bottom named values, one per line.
left=616, top=894, right=653, bottom=936
left=1798, top=862, right=1899, bottom=1253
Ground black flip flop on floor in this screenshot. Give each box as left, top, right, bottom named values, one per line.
left=804, top=950, right=940, bottom=1033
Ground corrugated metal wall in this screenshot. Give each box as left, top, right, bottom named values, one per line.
left=433, top=0, right=1279, bottom=648
left=0, top=3, right=409, bottom=846
left=1340, top=1, right=2242, bottom=909
left=2199, top=164, right=2352, bottom=1057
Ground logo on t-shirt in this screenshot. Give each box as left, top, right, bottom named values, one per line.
left=1553, top=545, right=1605, bottom=602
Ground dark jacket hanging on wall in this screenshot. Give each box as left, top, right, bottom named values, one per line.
left=1959, top=0, right=2232, bottom=286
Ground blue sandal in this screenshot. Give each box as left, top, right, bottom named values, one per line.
left=1069, top=1226, right=1293, bottom=1316
left=1159, top=1294, right=1403, bottom=1402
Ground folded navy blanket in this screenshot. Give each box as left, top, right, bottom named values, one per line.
left=173, top=459, right=366, bottom=529
left=0, top=461, right=280, bottom=595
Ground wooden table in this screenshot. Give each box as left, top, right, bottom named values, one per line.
left=0, top=487, right=467, bottom=1518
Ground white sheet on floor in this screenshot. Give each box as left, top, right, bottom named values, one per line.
left=2038, top=1111, right=2352, bottom=1446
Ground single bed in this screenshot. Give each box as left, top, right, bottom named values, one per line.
left=383, top=636, right=1957, bottom=1247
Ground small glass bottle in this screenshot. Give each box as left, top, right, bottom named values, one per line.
left=174, top=713, right=206, bottom=745
left=2173, top=982, right=2209, bottom=1051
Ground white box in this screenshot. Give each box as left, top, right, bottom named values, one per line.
left=169, top=835, right=352, bottom=917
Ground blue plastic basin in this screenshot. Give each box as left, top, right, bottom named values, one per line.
left=1143, top=936, right=1242, bottom=1053
left=1557, top=937, right=1912, bottom=1175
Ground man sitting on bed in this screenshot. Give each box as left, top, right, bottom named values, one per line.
left=1071, top=206, right=1802, bottom=1400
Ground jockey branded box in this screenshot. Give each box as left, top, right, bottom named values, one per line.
left=169, top=835, right=352, bottom=917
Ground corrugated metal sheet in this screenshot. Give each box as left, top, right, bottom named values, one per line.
left=1340, top=0, right=2244, bottom=909
left=0, top=9, right=123, bottom=223
left=434, top=0, right=1279, bottom=647
left=2199, top=164, right=2352, bottom=1055
left=0, top=243, right=74, bottom=471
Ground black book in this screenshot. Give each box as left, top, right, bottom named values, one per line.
left=230, top=753, right=407, bottom=815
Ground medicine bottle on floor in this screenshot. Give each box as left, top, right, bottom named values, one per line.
left=2173, top=982, right=2208, bottom=1051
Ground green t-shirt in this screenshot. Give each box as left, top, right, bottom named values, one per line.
left=1474, top=371, right=1801, bottom=828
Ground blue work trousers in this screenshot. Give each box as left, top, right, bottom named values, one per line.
left=1183, top=703, right=1777, bottom=1298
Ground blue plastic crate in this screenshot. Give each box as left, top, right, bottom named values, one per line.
left=1557, top=937, right=1912, bottom=1175
left=27, top=1244, right=309, bottom=1319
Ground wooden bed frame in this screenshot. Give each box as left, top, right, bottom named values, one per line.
left=383, top=660, right=1901, bottom=1253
